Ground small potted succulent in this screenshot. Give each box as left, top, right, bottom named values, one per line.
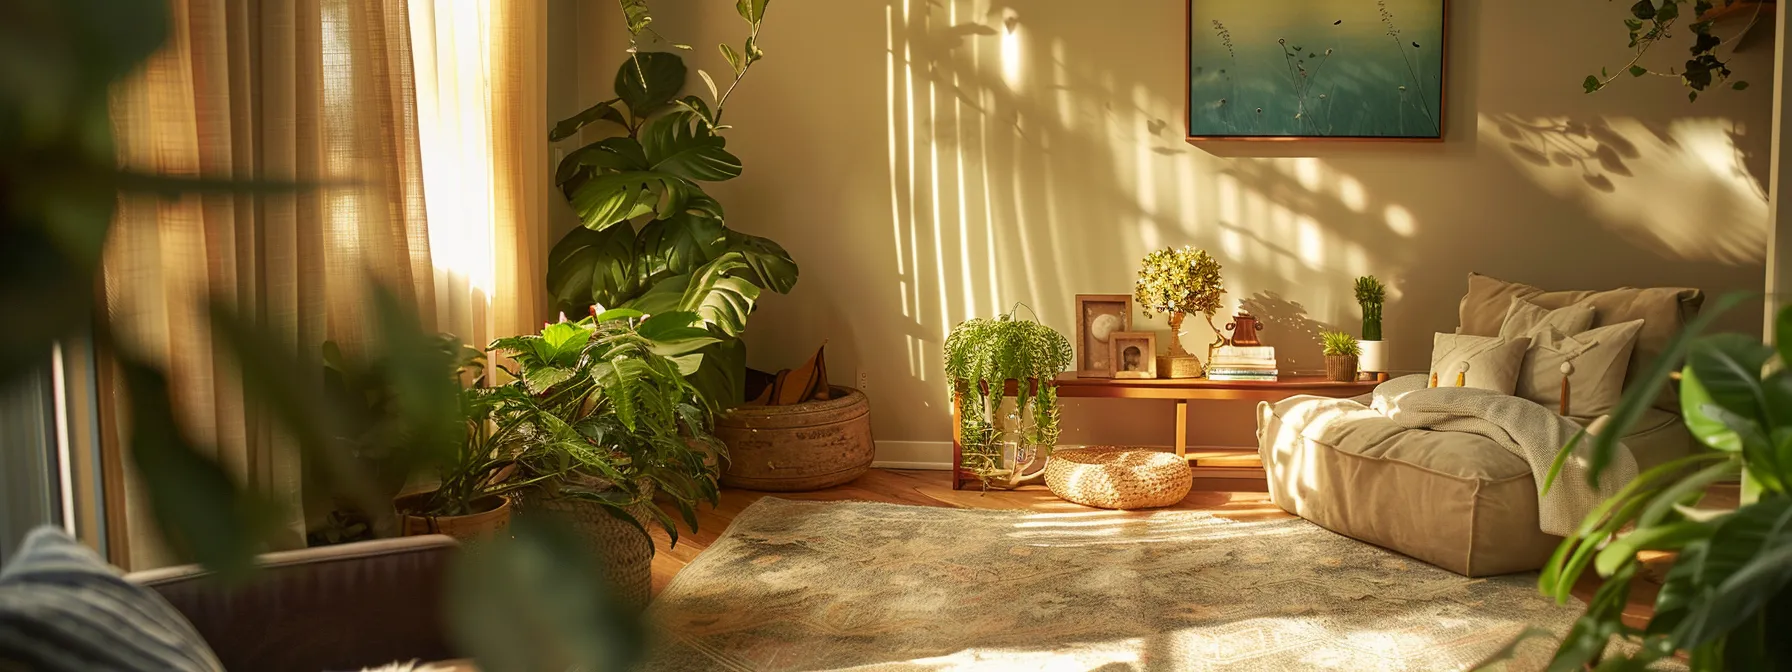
left=1321, top=330, right=1361, bottom=382
left=1354, top=276, right=1387, bottom=376
left=1135, top=246, right=1226, bottom=378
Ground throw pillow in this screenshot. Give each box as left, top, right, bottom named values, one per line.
left=1515, top=319, right=1645, bottom=418
left=1455, top=272, right=1703, bottom=412
left=0, top=527, right=223, bottom=672
left=1429, top=333, right=1533, bottom=394
left=1498, top=297, right=1595, bottom=341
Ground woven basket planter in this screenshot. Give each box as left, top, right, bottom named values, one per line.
left=718, top=386, right=874, bottom=492
left=1044, top=447, right=1193, bottom=510
left=516, top=486, right=656, bottom=611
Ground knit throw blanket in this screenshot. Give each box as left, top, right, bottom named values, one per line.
left=1369, top=375, right=1638, bottom=536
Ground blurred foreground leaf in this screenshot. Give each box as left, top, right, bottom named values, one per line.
left=119, top=354, right=280, bottom=581
left=449, top=515, right=645, bottom=672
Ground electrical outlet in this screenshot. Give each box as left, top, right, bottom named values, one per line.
left=857, top=370, right=870, bottom=391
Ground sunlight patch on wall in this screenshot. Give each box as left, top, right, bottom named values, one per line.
left=1297, top=216, right=1324, bottom=269
left=1337, top=175, right=1368, bottom=213
left=1479, top=113, right=1766, bottom=264
left=1000, top=9, right=1023, bottom=92
left=1383, top=204, right=1417, bottom=237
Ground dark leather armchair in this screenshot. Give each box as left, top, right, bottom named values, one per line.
left=127, top=535, right=460, bottom=672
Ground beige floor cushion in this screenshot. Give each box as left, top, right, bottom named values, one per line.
left=1258, top=395, right=1560, bottom=577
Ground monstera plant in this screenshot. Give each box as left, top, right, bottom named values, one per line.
left=546, top=0, right=796, bottom=406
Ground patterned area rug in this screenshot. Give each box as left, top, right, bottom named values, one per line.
left=644, top=498, right=1581, bottom=671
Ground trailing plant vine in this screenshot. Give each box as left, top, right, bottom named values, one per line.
left=943, top=305, right=1073, bottom=489
left=1584, top=0, right=1757, bottom=101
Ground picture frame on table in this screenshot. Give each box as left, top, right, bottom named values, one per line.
left=1110, top=332, right=1159, bottom=379
left=1074, top=294, right=1133, bottom=378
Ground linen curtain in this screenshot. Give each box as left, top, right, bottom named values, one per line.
left=105, top=0, right=550, bottom=570
left=410, top=0, right=552, bottom=372
left=106, top=0, right=436, bottom=570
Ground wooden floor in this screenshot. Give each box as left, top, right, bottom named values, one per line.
left=649, top=469, right=1743, bottom=631
left=646, top=468, right=1289, bottom=596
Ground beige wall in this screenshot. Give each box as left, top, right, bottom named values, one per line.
left=554, top=0, right=1775, bottom=464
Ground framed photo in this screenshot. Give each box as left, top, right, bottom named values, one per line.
left=1074, top=294, right=1133, bottom=378
left=1185, top=0, right=1449, bottom=141
left=1110, top=332, right=1159, bottom=379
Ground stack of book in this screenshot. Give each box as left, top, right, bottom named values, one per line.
left=1206, top=345, right=1279, bottom=381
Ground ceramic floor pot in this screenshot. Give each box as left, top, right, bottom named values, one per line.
left=1324, top=355, right=1359, bottom=383
left=393, top=492, right=511, bottom=541
left=718, top=386, right=874, bottom=492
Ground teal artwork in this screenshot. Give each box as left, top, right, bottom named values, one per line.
left=1187, top=0, right=1447, bottom=139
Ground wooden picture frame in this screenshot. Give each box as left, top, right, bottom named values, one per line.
left=1184, top=0, right=1451, bottom=142
left=1110, top=332, right=1159, bottom=379
left=1074, top=294, right=1133, bottom=378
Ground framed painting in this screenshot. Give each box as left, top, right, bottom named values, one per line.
left=1185, top=0, right=1449, bottom=141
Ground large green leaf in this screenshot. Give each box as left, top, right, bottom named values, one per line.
left=687, top=339, right=747, bottom=407
left=1585, top=292, right=1752, bottom=486
left=555, top=137, right=649, bottom=186
left=1672, top=497, right=1792, bottom=647
left=725, top=229, right=799, bottom=294
left=1596, top=519, right=1717, bottom=576
left=637, top=311, right=721, bottom=356
left=1681, top=366, right=1746, bottom=452
left=1687, top=332, right=1775, bottom=423
left=635, top=213, right=724, bottom=283
left=615, top=51, right=686, bottom=117
left=448, top=515, right=644, bottom=672
left=736, top=0, right=769, bottom=23
left=549, top=99, right=626, bottom=142
left=569, top=170, right=695, bottom=231
left=641, top=111, right=742, bottom=182
left=546, top=225, right=640, bottom=315
left=624, top=253, right=762, bottom=338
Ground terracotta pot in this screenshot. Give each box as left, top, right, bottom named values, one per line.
left=718, top=386, right=874, bottom=492
left=393, top=491, right=511, bottom=541
left=1324, top=355, right=1359, bottom=383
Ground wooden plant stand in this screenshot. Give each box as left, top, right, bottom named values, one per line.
left=951, top=374, right=1378, bottom=491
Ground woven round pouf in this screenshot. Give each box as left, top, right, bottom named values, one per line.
left=1044, top=447, right=1193, bottom=510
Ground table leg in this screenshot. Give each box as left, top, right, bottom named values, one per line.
left=1175, top=400, right=1189, bottom=458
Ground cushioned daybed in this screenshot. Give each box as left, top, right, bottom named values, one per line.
left=1257, top=274, right=1702, bottom=577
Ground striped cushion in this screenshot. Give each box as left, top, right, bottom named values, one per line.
left=0, top=527, right=222, bottom=672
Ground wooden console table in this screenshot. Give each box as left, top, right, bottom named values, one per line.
left=951, top=374, right=1378, bottom=490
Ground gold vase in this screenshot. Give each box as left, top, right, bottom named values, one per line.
left=1156, top=312, right=1203, bottom=379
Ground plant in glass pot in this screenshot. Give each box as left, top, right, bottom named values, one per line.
left=545, top=0, right=795, bottom=407
left=944, top=306, right=1074, bottom=489
left=1135, top=246, right=1226, bottom=379
left=1320, top=330, right=1360, bottom=383
left=1353, top=275, right=1387, bottom=377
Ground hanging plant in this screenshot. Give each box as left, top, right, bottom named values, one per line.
left=1583, top=0, right=1759, bottom=100
left=943, top=306, right=1073, bottom=489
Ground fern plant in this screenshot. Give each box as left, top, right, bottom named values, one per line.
left=943, top=306, right=1073, bottom=489
left=487, top=308, right=725, bottom=545
left=1354, top=275, right=1385, bottom=342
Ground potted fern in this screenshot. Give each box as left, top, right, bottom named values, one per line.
left=489, top=308, right=725, bottom=608
left=1354, top=276, right=1387, bottom=377
left=1135, top=246, right=1226, bottom=378
left=1320, top=331, right=1360, bottom=383
left=945, top=306, right=1073, bottom=489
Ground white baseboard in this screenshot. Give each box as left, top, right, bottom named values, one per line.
left=872, top=440, right=953, bottom=470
